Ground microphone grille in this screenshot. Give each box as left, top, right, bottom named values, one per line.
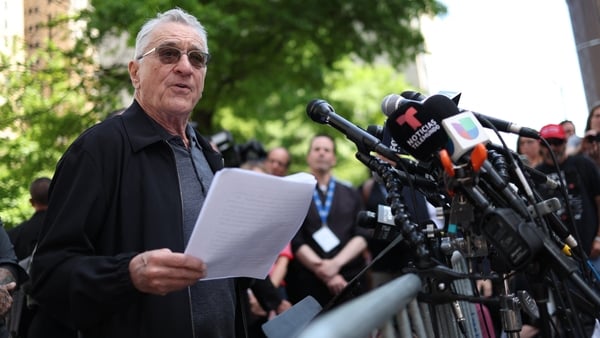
left=306, top=99, right=331, bottom=124
left=381, top=94, right=403, bottom=117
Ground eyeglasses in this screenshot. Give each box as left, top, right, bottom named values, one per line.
left=545, top=138, right=566, bottom=146
left=585, top=135, right=600, bottom=143
left=137, top=45, right=211, bottom=68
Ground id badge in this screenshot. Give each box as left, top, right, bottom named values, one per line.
left=313, top=225, right=340, bottom=253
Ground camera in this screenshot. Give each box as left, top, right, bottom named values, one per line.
left=209, top=130, right=266, bottom=167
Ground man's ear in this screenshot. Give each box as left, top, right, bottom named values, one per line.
left=129, top=60, right=140, bottom=89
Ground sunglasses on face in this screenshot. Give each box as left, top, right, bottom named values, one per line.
left=545, top=138, right=566, bottom=146
left=137, top=45, right=211, bottom=68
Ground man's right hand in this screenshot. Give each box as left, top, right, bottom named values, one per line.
left=129, top=248, right=206, bottom=295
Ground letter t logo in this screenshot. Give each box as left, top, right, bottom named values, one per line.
left=395, top=107, right=421, bottom=130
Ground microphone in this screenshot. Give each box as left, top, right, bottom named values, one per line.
left=472, top=112, right=540, bottom=139
left=484, top=143, right=560, bottom=190
left=386, top=93, right=528, bottom=215
left=440, top=110, right=491, bottom=162
left=390, top=90, right=461, bottom=106
left=434, top=100, right=531, bottom=216
left=387, top=91, right=541, bottom=139
left=397, top=90, right=426, bottom=102
left=402, top=94, right=578, bottom=252
left=307, top=99, right=436, bottom=182
left=522, top=166, right=560, bottom=190
left=390, top=92, right=583, bottom=269
left=306, top=99, right=400, bottom=162
left=386, top=94, right=577, bottom=273
left=383, top=94, right=458, bottom=161
left=384, top=93, right=489, bottom=163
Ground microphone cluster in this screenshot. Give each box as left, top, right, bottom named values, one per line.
left=304, top=92, right=600, bottom=336
left=305, top=91, right=585, bottom=273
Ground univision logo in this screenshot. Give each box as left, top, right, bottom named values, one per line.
left=451, top=117, right=480, bottom=140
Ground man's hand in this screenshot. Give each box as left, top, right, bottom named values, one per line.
left=247, top=290, right=267, bottom=317
left=268, top=299, right=292, bottom=320
left=0, top=267, right=16, bottom=315
left=129, top=248, right=206, bottom=296
left=326, top=274, right=347, bottom=296
left=0, top=282, right=15, bottom=316
left=315, top=259, right=340, bottom=281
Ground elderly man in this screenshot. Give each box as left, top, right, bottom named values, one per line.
left=31, top=8, right=244, bottom=338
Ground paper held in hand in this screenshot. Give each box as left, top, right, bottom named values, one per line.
left=184, top=168, right=316, bottom=280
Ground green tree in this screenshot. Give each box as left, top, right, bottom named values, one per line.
left=0, top=41, right=120, bottom=227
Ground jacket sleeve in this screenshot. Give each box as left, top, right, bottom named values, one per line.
left=30, top=137, right=140, bottom=329
left=0, top=228, right=28, bottom=284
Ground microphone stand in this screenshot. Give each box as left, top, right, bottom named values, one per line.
left=498, top=277, right=524, bottom=338
left=447, top=153, right=600, bottom=338
left=526, top=261, right=557, bottom=337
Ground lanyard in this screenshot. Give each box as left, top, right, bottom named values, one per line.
left=313, top=179, right=336, bottom=227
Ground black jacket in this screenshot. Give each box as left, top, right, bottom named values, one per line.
left=8, top=210, right=46, bottom=260
left=30, top=101, right=244, bottom=337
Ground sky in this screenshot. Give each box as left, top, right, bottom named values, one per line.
left=419, top=0, right=587, bottom=150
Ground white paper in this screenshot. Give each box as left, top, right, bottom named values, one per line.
left=184, top=168, right=316, bottom=280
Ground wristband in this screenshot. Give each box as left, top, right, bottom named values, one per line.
left=595, top=236, right=600, bottom=242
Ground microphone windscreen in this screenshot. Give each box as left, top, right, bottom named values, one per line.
left=385, top=94, right=459, bottom=161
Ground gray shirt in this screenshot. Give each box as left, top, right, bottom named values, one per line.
left=166, top=124, right=236, bottom=337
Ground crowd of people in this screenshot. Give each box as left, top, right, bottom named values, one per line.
left=2, top=6, right=600, bottom=338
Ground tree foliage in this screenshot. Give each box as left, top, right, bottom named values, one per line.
left=1, top=0, right=445, bottom=225
left=0, top=42, right=120, bottom=226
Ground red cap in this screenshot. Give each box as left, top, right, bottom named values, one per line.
left=539, top=124, right=566, bottom=140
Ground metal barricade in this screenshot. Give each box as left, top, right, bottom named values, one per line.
left=297, top=273, right=421, bottom=338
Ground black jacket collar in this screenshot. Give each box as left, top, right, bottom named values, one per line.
left=120, top=100, right=224, bottom=171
